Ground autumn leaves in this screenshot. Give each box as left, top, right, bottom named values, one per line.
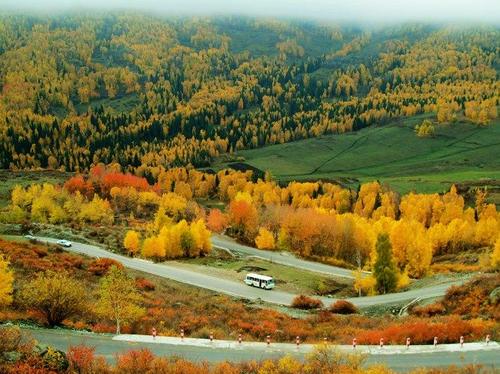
left=18, top=266, right=144, bottom=334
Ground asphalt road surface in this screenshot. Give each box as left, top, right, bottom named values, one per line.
left=36, top=236, right=464, bottom=308
left=24, top=328, right=500, bottom=370
left=212, top=234, right=360, bottom=279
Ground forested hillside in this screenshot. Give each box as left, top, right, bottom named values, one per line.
left=0, top=14, right=498, bottom=179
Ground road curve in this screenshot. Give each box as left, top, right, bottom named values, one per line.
left=35, top=236, right=463, bottom=308
left=23, top=327, right=500, bottom=370
left=212, top=234, right=364, bottom=279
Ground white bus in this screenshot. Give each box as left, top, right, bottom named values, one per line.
left=244, top=273, right=275, bottom=290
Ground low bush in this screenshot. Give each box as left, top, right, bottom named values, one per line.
left=135, top=277, right=156, bottom=291
left=411, top=302, right=446, bottom=317
left=329, top=300, right=359, bottom=314
left=291, top=295, right=324, bottom=310
left=356, top=316, right=494, bottom=345
left=87, top=258, right=123, bottom=276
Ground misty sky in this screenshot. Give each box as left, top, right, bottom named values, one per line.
left=2, top=0, right=500, bottom=23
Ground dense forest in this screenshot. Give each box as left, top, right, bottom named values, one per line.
left=0, top=14, right=498, bottom=178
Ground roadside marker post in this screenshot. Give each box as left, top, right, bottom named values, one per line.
left=486, top=335, right=490, bottom=345
left=266, top=335, right=271, bottom=346
left=210, top=332, right=214, bottom=342
left=152, top=327, right=157, bottom=340
left=433, top=336, right=438, bottom=347
left=460, top=336, right=464, bottom=348
left=296, top=336, right=300, bottom=348
left=181, top=329, right=184, bottom=341
left=379, top=338, right=384, bottom=349
left=238, top=334, right=242, bottom=345
left=352, top=338, right=357, bottom=349
left=406, top=337, right=410, bottom=349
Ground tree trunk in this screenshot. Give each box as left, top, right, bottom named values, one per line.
left=116, top=319, right=121, bottom=335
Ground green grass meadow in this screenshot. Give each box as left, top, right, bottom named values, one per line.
left=218, top=114, right=500, bottom=196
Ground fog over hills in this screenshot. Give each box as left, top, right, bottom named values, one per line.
left=2, top=0, right=500, bottom=23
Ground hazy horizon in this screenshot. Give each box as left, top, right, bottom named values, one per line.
left=2, top=0, right=500, bottom=24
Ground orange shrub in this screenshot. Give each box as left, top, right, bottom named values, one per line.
left=412, top=303, right=446, bottom=318
left=67, top=345, right=95, bottom=373
left=87, top=258, right=123, bottom=276
left=206, top=209, right=229, bottom=233
left=135, top=277, right=156, bottom=291
left=291, top=295, right=324, bottom=310
left=91, top=322, right=116, bottom=334
left=356, top=316, right=492, bottom=345
left=441, top=275, right=499, bottom=319
left=115, top=349, right=155, bottom=373
left=329, top=300, right=359, bottom=314
left=64, top=175, right=94, bottom=198
left=102, top=172, right=150, bottom=194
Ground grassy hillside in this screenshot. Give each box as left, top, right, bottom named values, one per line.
left=215, top=114, right=500, bottom=197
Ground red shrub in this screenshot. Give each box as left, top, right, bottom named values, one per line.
left=329, top=300, right=359, bottom=315
left=87, top=258, right=123, bottom=276
left=116, top=349, right=155, bottom=373
left=64, top=175, right=94, bottom=198
left=206, top=209, right=229, bottom=233
left=92, top=322, right=116, bottom=334
left=356, top=316, right=492, bottom=345
left=135, top=277, right=156, bottom=291
left=67, top=345, right=95, bottom=373
left=102, top=172, right=150, bottom=194
left=59, top=253, right=85, bottom=269
left=291, top=295, right=324, bottom=310
left=411, top=302, right=446, bottom=317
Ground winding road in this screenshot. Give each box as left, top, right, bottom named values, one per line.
left=35, top=236, right=464, bottom=308
left=212, top=234, right=362, bottom=279
left=23, top=327, right=500, bottom=370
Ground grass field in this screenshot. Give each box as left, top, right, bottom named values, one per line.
left=176, top=249, right=353, bottom=297
left=215, top=114, right=500, bottom=197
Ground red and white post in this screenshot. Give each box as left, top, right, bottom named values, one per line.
left=352, top=338, right=357, bottom=349
left=460, top=336, right=464, bottom=348
left=486, top=335, right=490, bottom=345
left=238, top=334, right=242, bottom=345
left=406, top=337, right=410, bottom=349
left=266, top=335, right=271, bottom=346
left=180, top=328, right=184, bottom=341
left=296, top=336, right=300, bottom=347
left=209, top=332, right=214, bottom=342
left=433, top=336, right=438, bottom=347
left=152, top=327, right=157, bottom=340
left=379, top=338, right=384, bottom=348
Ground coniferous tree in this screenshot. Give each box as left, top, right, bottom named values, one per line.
left=373, top=233, right=398, bottom=294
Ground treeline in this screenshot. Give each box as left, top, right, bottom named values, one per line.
left=0, top=15, right=498, bottom=174
left=2, top=166, right=498, bottom=283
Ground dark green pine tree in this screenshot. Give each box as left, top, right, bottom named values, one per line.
left=373, top=233, right=398, bottom=294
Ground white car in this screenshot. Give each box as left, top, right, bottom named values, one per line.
left=56, top=239, right=72, bottom=247
left=24, top=234, right=36, bottom=240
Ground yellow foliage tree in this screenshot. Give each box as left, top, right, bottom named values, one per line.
left=0, top=255, right=14, bottom=306
left=389, top=219, right=432, bottom=278
left=19, top=271, right=87, bottom=326
left=492, top=236, right=500, bottom=269
left=79, top=194, right=114, bottom=225
left=141, top=236, right=165, bottom=259
left=414, top=119, right=435, bottom=137
left=189, top=219, right=212, bottom=257
left=123, top=230, right=140, bottom=255
left=255, top=227, right=275, bottom=250
left=353, top=271, right=376, bottom=296
left=96, top=266, right=145, bottom=334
